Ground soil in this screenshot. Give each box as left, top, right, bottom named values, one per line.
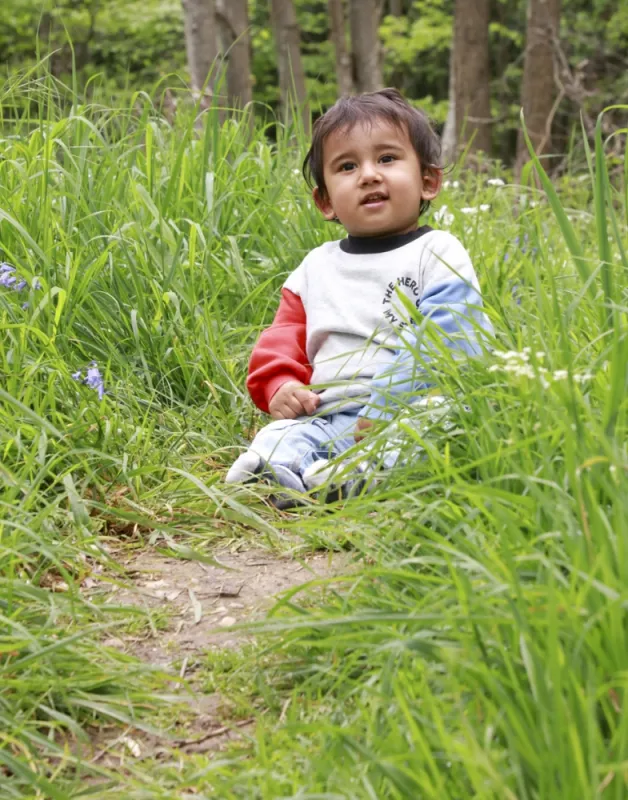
left=101, top=546, right=345, bottom=664
left=83, top=545, right=348, bottom=765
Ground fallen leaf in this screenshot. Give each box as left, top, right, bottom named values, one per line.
left=188, top=589, right=202, bottom=624
left=121, top=736, right=141, bottom=758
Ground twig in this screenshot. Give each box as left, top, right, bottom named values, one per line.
left=174, top=717, right=255, bottom=747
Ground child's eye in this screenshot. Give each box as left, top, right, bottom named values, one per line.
left=380, top=155, right=396, bottom=164
left=339, top=162, right=356, bottom=172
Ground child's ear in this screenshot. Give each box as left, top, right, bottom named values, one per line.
left=421, top=167, right=443, bottom=202
left=313, top=187, right=336, bottom=221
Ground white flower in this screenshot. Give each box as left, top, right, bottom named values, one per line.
left=292, top=168, right=300, bottom=175
left=487, top=178, right=505, bottom=187
left=460, top=204, right=490, bottom=215
left=495, top=350, right=528, bottom=361
left=433, top=205, right=454, bottom=226
left=553, top=370, right=568, bottom=380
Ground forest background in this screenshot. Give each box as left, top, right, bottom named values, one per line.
left=3, top=0, right=628, bottom=170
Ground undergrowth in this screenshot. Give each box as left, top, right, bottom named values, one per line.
left=1, top=70, right=627, bottom=798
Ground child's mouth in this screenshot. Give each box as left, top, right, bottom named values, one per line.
left=362, top=193, right=389, bottom=207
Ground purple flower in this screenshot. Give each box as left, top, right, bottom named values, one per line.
left=0, top=266, right=16, bottom=288
left=84, top=362, right=106, bottom=400
left=0, top=264, right=41, bottom=293
left=72, top=362, right=106, bottom=399
left=22, top=302, right=29, bottom=311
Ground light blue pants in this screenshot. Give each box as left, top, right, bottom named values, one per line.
left=245, top=411, right=361, bottom=492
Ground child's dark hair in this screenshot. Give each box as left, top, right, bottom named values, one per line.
left=303, top=88, right=442, bottom=216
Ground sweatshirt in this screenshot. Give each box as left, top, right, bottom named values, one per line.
left=247, top=226, right=493, bottom=420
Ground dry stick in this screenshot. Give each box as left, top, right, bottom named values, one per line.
left=552, top=35, right=596, bottom=139
left=536, top=86, right=566, bottom=158
left=174, top=717, right=255, bottom=747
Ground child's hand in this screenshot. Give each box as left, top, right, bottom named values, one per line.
left=354, top=417, right=374, bottom=441
left=269, top=381, right=320, bottom=420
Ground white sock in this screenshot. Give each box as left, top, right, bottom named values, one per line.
left=302, top=458, right=371, bottom=492
left=225, top=450, right=262, bottom=484
left=302, top=459, right=334, bottom=490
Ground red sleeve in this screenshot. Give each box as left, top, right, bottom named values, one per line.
left=246, top=288, right=312, bottom=413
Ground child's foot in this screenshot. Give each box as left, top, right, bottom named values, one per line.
left=225, top=450, right=263, bottom=484
left=226, top=451, right=306, bottom=494
left=302, top=458, right=374, bottom=501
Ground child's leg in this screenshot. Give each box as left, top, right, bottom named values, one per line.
left=226, top=412, right=358, bottom=492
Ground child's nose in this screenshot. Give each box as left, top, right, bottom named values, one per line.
left=359, top=161, right=382, bottom=183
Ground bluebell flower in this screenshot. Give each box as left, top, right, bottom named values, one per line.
left=72, top=362, right=106, bottom=399
left=0, top=263, right=42, bottom=293
left=22, top=302, right=29, bottom=311
left=0, top=265, right=16, bottom=288
left=84, top=361, right=106, bottom=399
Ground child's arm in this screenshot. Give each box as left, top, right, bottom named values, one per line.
left=247, top=288, right=313, bottom=413
left=359, top=237, right=493, bottom=422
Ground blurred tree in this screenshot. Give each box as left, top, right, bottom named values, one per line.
left=453, top=0, right=492, bottom=154
left=389, top=0, right=404, bottom=15
left=270, top=0, right=310, bottom=130
left=327, top=0, right=353, bottom=96
left=441, top=44, right=456, bottom=162
left=181, top=0, right=218, bottom=105
left=349, top=0, right=383, bottom=92
left=216, top=0, right=253, bottom=109
left=516, top=0, right=561, bottom=173
left=1, top=0, right=626, bottom=168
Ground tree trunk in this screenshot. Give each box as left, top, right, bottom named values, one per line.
left=328, top=0, right=354, bottom=96
left=181, top=0, right=218, bottom=106
left=349, top=0, right=383, bottom=93
left=270, top=0, right=310, bottom=132
left=516, top=0, right=561, bottom=173
left=216, top=0, right=253, bottom=110
left=389, top=0, right=403, bottom=15
left=453, top=0, right=491, bottom=155
left=441, top=43, right=456, bottom=164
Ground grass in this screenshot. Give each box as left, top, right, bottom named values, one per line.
left=1, top=68, right=627, bottom=797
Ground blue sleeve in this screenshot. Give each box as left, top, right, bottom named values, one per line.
left=359, top=275, right=493, bottom=422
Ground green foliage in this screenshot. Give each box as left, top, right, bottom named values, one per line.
left=1, top=0, right=185, bottom=90
left=1, top=66, right=628, bottom=795
left=380, top=0, right=453, bottom=119
left=2, top=0, right=627, bottom=162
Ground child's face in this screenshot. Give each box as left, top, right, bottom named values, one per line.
left=313, top=120, right=441, bottom=238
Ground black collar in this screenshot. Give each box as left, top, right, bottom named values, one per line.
left=339, top=225, right=433, bottom=255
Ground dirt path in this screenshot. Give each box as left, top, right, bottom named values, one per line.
left=102, top=546, right=345, bottom=665
left=86, top=545, right=347, bottom=765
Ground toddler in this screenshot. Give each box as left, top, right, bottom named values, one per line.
left=226, top=88, right=492, bottom=499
